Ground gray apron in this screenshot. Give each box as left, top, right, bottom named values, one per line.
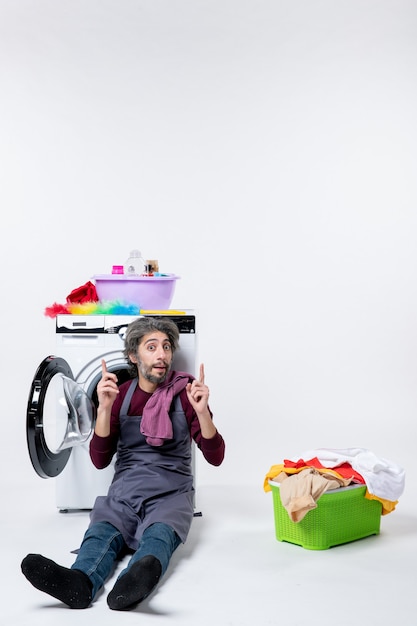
left=89, top=378, right=194, bottom=550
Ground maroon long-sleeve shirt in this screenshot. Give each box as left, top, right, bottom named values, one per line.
left=90, top=379, right=225, bottom=469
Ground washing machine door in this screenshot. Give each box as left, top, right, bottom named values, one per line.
left=26, top=356, right=96, bottom=478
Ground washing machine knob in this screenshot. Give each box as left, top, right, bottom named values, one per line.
left=118, top=326, right=129, bottom=341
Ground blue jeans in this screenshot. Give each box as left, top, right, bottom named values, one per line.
left=71, top=521, right=181, bottom=599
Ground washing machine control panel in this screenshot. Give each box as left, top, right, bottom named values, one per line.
left=56, top=313, right=196, bottom=335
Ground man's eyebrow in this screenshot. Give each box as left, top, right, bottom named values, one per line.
left=143, top=337, right=169, bottom=345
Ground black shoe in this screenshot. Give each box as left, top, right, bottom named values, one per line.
left=107, top=555, right=162, bottom=611
left=21, top=554, right=92, bottom=609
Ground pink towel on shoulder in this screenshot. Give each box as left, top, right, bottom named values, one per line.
left=140, top=371, right=194, bottom=446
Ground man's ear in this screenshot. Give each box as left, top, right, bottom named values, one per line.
left=129, top=353, right=138, bottom=364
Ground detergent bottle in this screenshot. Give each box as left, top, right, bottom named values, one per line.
left=124, top=249, right=146, bottom=275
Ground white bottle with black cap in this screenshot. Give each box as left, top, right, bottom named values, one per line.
left=124, top=249, right=145, bottom=275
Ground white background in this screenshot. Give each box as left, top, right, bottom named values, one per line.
left=0, top=0, right=416, bottom=507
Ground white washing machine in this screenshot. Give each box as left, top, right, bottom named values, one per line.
left=26, top=312, right=197, bottom=512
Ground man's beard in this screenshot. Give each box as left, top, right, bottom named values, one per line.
left=138, top=359, right=171, bottom=384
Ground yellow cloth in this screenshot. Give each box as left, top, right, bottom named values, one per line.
left=365, top=491, right=398, bottom=515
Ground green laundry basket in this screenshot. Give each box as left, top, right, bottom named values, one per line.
left=269, top=481, right=383, bottom=550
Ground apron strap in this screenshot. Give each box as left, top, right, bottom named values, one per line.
left=120, top=378, right=138, bottom=417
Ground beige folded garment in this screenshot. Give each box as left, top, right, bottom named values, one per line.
left=272, top=468, right=352, bottom=522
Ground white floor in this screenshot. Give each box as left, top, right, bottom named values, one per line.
left=3, top=473, right=416, bottom=626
